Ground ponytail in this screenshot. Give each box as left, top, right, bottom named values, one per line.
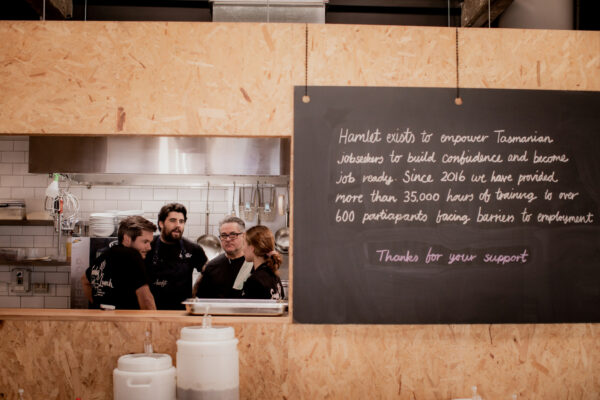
left=265, top=250, right=283, bottom=274
left=246, top=225, right=282, bottom=274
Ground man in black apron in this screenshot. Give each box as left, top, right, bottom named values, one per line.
left=194, top=216, right=252, bottom=298
left=146, top=203, right=208, bottom=310
left=82, top=216, right=157, bottom=310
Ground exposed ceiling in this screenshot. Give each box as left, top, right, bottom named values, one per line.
left=0, top=0, right=598, bottom=30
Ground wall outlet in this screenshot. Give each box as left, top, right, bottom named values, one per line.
left=32, top=282, right=49, bottom=294
left=10, top=268, right=31, bottom=293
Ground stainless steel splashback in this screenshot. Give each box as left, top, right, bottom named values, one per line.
left=29, top=136, right=290, bottom=177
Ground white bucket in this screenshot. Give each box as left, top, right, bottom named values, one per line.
left=176, top=326, right=239, bottom=400
left=113, top=353, right=176, bottom=400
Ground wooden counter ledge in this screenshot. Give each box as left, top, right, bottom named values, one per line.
left=0, top=308, right=291, bottom=324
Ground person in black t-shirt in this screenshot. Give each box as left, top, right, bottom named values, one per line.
left=146, top=203, right=208, bottom=310
left=241, top=225, right=285, bottom=300
left=194, top=216, right=250, bottom=298
left=82, top=216, right=157, bottom=310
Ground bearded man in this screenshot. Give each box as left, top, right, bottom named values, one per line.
left=146, top=203, right=207, bottom=310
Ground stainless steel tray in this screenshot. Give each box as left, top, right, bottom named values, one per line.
left=183, top=298, right=288, bottom=316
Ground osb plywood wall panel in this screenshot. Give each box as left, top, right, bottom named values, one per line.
left=0, top=22, right=303, bottom=136
left=0, top=22, right=599, bottom=136
left=0, top=320, right=598, bottom=399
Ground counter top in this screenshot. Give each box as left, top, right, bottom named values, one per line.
left=0, top=308, right=291, bottom=323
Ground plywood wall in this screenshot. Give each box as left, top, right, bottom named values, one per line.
left=1, top=22, right=598, bottom=136
left=0, top=319, right=598, bottom=399
left=0, top=21, right=599, bottom=400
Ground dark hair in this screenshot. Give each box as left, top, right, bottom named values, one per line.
left=118, top=216, right=157, bottom=244
left=245, top=225, right=282, bottom=273
left=219, top=216, right=245, bottom=232
left=157, top=203, right=187, bottom=231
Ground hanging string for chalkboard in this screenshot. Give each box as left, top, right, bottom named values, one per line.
left=302, top=24, right=310, bottom=103
left=488, top=0, right=491, bottom=28
left=455, top=28, right=462, bottom=105
left=447, top=0, right=450, bottom=27
left=42, top=0, right=46, bottom=20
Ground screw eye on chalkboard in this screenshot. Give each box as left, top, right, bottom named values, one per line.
left=293, top=85, right=600, bottom=324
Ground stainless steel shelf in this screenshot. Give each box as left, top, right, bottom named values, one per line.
left=0, top=219, right=53, bottom=226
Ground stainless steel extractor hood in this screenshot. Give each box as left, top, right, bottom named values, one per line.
left=29, top=136, right=290, bottom=186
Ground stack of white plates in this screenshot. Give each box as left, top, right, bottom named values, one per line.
left=116, top=210, right=145, bottom=224
left=90, top=212, right=117, bottom=237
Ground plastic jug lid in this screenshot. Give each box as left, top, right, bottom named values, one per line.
left=117, top=353, right=173, bottom=372
left=180, top=326, right=235, bottom=342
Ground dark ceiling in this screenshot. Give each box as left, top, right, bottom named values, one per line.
left=0, top=0, right=598, bottom=30
left=2, top=0, right=464, bottom=25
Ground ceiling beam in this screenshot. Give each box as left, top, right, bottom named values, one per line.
left=24, top=0, right=73, bottom=19
left=461, top=0, right=513, bottom=27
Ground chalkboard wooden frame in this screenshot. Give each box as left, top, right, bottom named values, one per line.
left=293, top=86, right=600, bottom=324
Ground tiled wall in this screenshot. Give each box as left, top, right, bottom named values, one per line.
left=0, top=264, right=71, bottom=308
left=0, top=136, right=288, bottom=308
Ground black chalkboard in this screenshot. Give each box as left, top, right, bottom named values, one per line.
left=293, top=86, right=600, bottom=324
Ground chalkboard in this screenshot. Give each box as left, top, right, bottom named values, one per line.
left=293, top=86, right=600, bottom=324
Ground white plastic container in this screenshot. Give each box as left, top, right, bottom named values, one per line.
left=176, top=325, right=239, bottom=400
left=113, top=353, right=176, bottom=400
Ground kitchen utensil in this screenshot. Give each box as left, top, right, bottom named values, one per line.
left=258, top=184, right=276, bottom=222
left=239, top=185, right=256, bottom=222
left=44, top=175, right=80, bottom=232
left=230, top=181, right=236, bottom=216
left=197, top=183, right=223, bottom=261
left=274, top=184, right=290, bottom=254
left=44, top=175, right=80, bottom=260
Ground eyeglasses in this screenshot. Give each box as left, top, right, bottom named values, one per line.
left=219, top=232, right=243, bottom=240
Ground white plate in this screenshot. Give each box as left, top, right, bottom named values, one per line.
left=116, top=210, right=145, bottom=216
left=90, top=212, right=116, bottom=218
left=91, top=227, right=115, bottom=237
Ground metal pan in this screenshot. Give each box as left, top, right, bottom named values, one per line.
left=183, top=298, right=288, bottom=316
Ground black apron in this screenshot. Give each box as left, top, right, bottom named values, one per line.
left=149, top=237, right=192, bottom=310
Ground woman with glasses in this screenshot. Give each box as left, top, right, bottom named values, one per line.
left=241, top=225, right=285, bottom=300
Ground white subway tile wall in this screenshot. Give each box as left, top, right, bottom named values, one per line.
left=0, top=137, right=287, bottom=308
left=0, top=296, right=21, bottom=308
left=44, top=296, right=69, bottom=309
left=20, top=296, right=44, bottom=308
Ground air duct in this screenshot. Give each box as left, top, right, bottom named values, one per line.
left=211, top=0, right=327, bottom=23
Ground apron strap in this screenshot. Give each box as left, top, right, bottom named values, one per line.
left=152, top=236, right=186, bottom=266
